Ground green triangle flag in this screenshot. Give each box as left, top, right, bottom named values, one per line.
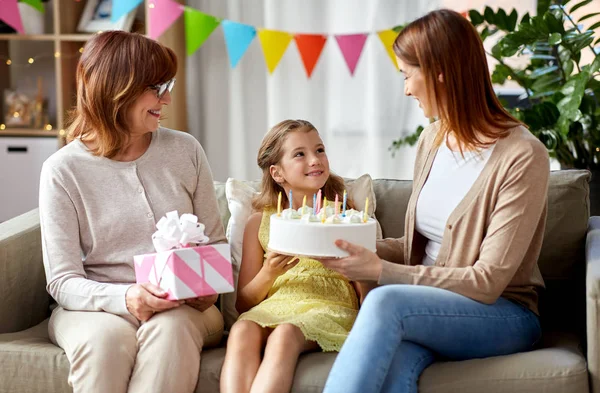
left=184, top=7, right=221, bottom=56
left=20, top=0, right=44, bottom=13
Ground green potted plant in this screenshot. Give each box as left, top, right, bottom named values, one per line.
left=391, top=0, right=600, bottom=215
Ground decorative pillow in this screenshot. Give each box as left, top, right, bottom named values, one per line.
left=222, top=178, right=259, bottom=330
left=222, top=174, right=381, bottom=331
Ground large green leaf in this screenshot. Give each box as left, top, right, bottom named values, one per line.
left=508, top=9, right=519, bottom=31
left=531, top=74, right=563, bottom=91
left=563, top=59, right=575, bottom=76
left=544, top=12, right=564, bottom=34
left=495, top=9, right=507, bottom=31
left=484, top=6, right=495, bottom=24
left=570, top=0, right=593, bottom=14
left=590, top=55, right=600, bottom=74
left=469, top=10, right=485, bottom=26
left=521, top=12, right=531, bottom=24
left=558, top=72, right=589, bottom=122
left=491, top=64, right=513, bottom=84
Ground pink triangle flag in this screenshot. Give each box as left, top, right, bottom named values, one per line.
left=335, top=33, right=368, bottom=76
left=148, top=0, right=184, bottom=39
left=0, top=0, right=24, bottom=33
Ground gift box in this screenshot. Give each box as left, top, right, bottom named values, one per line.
left=133, top=211, right=234, bottom=300
left=133, top=244, right=233, bottom=300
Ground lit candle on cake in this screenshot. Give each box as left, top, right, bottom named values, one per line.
left=363, top=197, right=369, bottom=223
left=289, top=190, right=293, bottom=210
left=342, top=190, right=347, bottom=217
left=322, top=197, right=327, bottom=223
left=335, top=194, right=339, bottom=216
left=277, top=192, right=282, bottom=216
left=313, top=193, right=317, bottom=215
left=302, top=195, right=307, bottom=215
left=316, top=189, right=322, bottom=213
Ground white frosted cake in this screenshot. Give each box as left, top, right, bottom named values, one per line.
left=268, top=207, right=377, bottom=258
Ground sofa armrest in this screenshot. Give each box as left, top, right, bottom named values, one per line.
left=0, top=209, right=49, bottom=334
left=587, top=216, right=600, bottom=393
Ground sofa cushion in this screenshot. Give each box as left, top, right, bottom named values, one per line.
left=372, top=179, right=412, bottom=239
left=196, top=333, right=587, bottom=393
left=3, top=324, right=587, bottom=393
left=0, top=319, right=71, bottom=393
left=0, top=208, right=49, bottom=334
left=537, top=170, right=590, bottom=336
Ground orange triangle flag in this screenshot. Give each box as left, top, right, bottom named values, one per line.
left=377, top=30, right=400, bottom=71
left=258, top=29, right=293, bottom=74
left=294, top=34, right=327, bottom=78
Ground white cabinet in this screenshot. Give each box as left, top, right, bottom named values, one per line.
left=0, top=137, right=58, bottom=222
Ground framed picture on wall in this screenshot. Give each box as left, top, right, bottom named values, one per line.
left=77, top=0, right=136, bottom=33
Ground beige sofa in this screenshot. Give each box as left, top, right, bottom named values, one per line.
left=1, top=169, right=598, bottom=393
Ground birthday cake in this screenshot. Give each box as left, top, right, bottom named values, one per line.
left=268, top=205, right=377, bottom=258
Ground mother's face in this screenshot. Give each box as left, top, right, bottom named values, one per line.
left=127, top=87, right=172, bottom=135
left=396, top=57, right=440, bottom=118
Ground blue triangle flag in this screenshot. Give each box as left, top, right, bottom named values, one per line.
left=222, top=20, right=256, bottom=68
left=111, top=0, right=143, bottom=23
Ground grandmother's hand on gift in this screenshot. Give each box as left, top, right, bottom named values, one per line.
left=319, top=240, right=383, bottom=282
left=126, top=282, right=184, bottom=322
left=185, top=294, right=219, bottom=312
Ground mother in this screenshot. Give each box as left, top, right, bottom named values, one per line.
left=40, top=31, right=225, bottom=393
left=322, top=9, right=549, bottom=393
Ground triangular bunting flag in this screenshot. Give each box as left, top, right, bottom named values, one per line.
left=335, top=34, right=368, bottom=76
left=111, top=0, right=143, bottom=23
left=148, top=0, right=184, bottom=39
left=258, top=29, right=293, bottom=74
left=184, top=8, right=221, bottom=55
left=294, top=34, right=327, bottom=78
left=222, top=20, right=256, bottom=68
left=0, top=0, right=24, bottom=33
left=377, top=30, right=399, bottom=71
left=20, top=0, right=44, bottom=13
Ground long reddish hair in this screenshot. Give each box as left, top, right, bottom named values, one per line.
left=67, top=31, right=177, bottom=158
left=393, top=9, right=522, bottom=150
left=252, top=120, right=352, bottom=212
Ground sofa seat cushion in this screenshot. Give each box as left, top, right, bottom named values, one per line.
left=198, top=333, right=588, bottom=393
left=0, top=319, right=70, bottom=393
left=2, top=322, right=587, bottom=393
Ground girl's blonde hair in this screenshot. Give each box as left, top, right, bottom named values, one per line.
left=252, top=120, right=351, bottom=211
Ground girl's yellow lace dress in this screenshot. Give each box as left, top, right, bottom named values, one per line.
left=237, top=207, right=359, bottom=352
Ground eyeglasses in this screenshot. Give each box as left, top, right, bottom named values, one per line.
left=148, top=78, right=176, bottom=99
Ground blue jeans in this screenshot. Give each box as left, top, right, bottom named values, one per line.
left=323, top=285, right=541, bottom=393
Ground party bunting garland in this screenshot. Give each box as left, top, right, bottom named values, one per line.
left=0, top=0, right=411, bottom=76
left=143, top=0, right=404, bottom=76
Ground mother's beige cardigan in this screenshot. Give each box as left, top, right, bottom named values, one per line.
left=376, top=122, right=549, bottom=315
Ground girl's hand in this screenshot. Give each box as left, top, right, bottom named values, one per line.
left=261, top=251, right=299, bottom=279
left=125, top=283, right=184, bottom=322
left=185, top=294, right=219, bottom=312
left=320, top=240, right=383, bottom=282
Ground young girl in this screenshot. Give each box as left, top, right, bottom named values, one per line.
left=220, top=119, right=366, bottom=393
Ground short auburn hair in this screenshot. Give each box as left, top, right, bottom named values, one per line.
left=393, top=9, right=522, bottom=150
left=67, top=31, right=177, bottom=158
